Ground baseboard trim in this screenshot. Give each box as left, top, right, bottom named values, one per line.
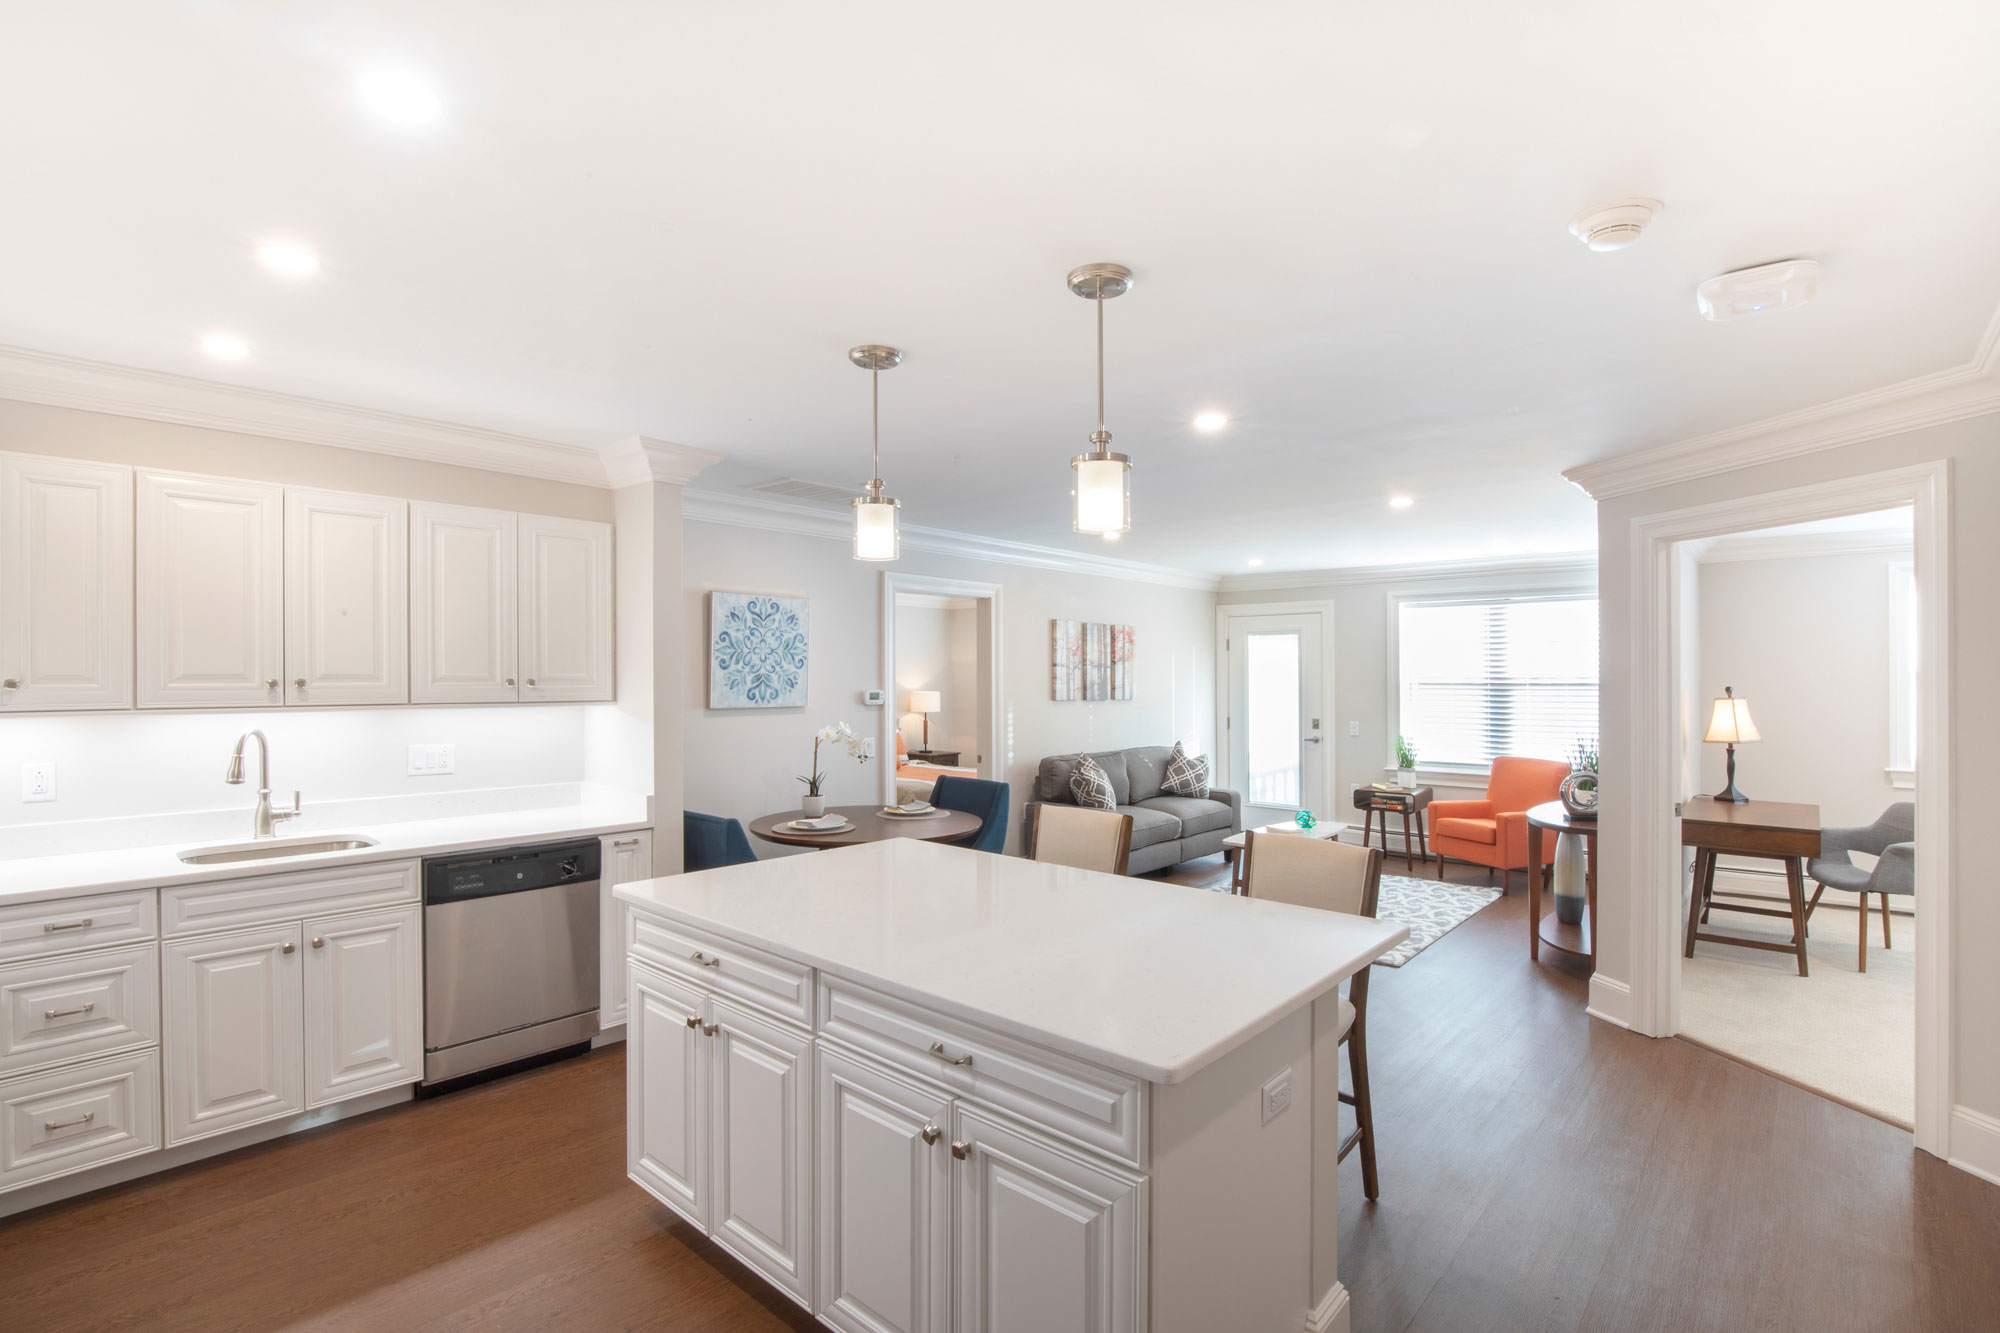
left=1948, top=1105, right=2000, bottom=1185
left=1586, top=974, right=1635, bottom=1030
left=1307, top=1281, right=1351, bottom=1333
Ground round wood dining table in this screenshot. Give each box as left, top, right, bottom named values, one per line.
left=748, top=804, right=983, bottom=850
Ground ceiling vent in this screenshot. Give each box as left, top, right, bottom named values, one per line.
left=746, top=477, right=859, bottom=506
left=1695, top=259, right=1820, bottom=321
left=1568, top=197, right=1663, bottom=251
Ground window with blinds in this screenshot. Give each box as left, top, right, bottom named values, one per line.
left=1397, top=595, right=1599, bottom=768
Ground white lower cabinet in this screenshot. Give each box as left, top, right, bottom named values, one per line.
left=629, top=963, right=707, bottom=1224
left=0, top=1049, right=160, bottom=1192
left=303, top=906, right=421, bottom=1107
left=708, top=995, right=814, bottom=1305
left=163, top=924, right=305, bottom=1145
left=599, top=830, right=652, bottom=1029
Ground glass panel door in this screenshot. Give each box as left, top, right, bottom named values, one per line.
left=1226, top=611, right=1325, bottom=821
left=1245, top=631, right=1302, bottom=806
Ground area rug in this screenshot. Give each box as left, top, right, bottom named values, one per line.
left=1373, top=874, right=1502, bottom=967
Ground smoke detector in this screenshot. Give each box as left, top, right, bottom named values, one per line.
left=1568, top=198, right=1663, bottom=251
left=1695, top=260, right=1820, bottom=321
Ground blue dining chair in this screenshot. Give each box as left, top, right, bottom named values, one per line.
left=684, top=811, right=757, bottom=872
left=928, top=776, right=1009, bottom=855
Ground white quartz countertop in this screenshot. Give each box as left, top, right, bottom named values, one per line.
left=0, top=802, right=651, bottom=904
left=616, top=839, right=1408, bottom=1085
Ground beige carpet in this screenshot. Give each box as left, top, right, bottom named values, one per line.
left=1678, top=899, right=1914, bottom=1127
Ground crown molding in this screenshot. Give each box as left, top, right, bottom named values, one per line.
left=1563, top=306, right=2000, bottom=501
left=1218, top=551, right=1597, bottom=594
left=681, top=490, right=1222, bottom=592
left=604, top=435, right=725, bottom=487
left=0, top=343, right=615, bottom=487
left=1697, top=526, right=1912, bottom=565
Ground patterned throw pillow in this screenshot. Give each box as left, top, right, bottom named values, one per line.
left=1070, top=755, right=1118, bottom=810
left=1163, top=742, right=1209, bottom=797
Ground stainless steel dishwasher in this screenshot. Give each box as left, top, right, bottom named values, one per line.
left=421, top=839, right=600, bottom=1086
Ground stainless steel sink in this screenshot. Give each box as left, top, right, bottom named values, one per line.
left=177, top=835, right=379, bottom=866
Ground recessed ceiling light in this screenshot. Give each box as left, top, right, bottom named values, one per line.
left=1193, top=411, right=1228, bottom=433
left=1388, top=494, right=1414, bottom=509
left=356, top=65, right=445, bottom=129
left=256, top=242, right=320, bottom=278
left=201, top=333, right=250, bottom=361
left=1695, top=260, right=1819, bottom=321
left=1568, top=198, right=1663, bottom=251
left=1246, top=557, right=1263, bottom=567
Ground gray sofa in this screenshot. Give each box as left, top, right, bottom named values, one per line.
left=1027, top=746, right=1242, bottom=874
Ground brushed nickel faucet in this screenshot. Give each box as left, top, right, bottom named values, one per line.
left=225, top=729, right=301, bottom=838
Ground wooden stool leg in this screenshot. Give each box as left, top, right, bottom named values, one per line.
left=1349, top=1024, right=1379, bottom=1201
left=1858, top=892, right=1869, bottom=973
left=1400, top=807, right=1415, bottom=873
left=1785, top=857, right=1809, bottom=977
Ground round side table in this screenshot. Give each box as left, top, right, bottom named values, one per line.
left=1526, top=801, right=1596, bottom=969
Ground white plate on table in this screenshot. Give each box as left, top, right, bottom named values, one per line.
left=879, top=804, right=946, bottom=819
left=788, top=816, right=852, bottom=832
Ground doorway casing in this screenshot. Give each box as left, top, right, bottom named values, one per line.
left=1213, top=600, right=1338, bottom=825
left=878, top=573, right=1004, bottom=808
left=1606, top=460, right=1953, bottom=1156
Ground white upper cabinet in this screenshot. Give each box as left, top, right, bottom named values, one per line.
left=136, top=471, right=284, bottom=709
left=284, top=488, right=408, bottom=706
left=0, top=453, right=132, bottom=711
left=518, top=514, right=612, bottom=702
left=410, top=502, right=518, bottom=704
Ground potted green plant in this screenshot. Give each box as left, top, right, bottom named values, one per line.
left=800, top=721, right=870, bottom=818
left=1395, top=735, right=1419, bottom=788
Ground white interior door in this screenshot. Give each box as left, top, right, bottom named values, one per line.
left=1224, top=612, right=1326, bottom=824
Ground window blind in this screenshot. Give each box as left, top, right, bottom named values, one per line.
left=1398, top=596, right=1598, bottom=768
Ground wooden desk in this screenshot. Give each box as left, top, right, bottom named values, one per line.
left=1681, top=797, right=1822, bottom=977
left=749, top=804, right=983, bottom=849
left=1526, top=802, right=1595, bottom=969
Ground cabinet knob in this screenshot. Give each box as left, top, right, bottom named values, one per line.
left=685, top=1014, right=700, bottom=1029
left=505, top=678, right=515, bottom=687
left=526, top=678, right=537, bottom=687
left=266, top=678, right=279, bottom=689
left=700, top=1021, right=719, bottom=1037
left=281, top=941, right=296, bottom=954
left=950, top=1140, right=971, bottom=1160
left=921, top=1124, right=942, bottom=1145
left=311, top=936, right=324, bottom=949
left=293, top=678, right=307, bottom=689
left=2, top=678, right=18, bottom=689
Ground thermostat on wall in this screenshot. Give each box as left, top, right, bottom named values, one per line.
left=863, top=689, right=886, bottom=706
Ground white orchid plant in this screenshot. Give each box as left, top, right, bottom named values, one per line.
left=801, top=721, right=871, bottom=796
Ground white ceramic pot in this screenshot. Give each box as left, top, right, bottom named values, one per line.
left=1397, top=768, right=1416, bottom=788
left=801, top=794, right=826, bottom=818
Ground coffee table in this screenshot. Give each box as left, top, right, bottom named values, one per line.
left=1220, top=821, right=1347, bottom=893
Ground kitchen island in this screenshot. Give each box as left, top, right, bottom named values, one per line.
left=616, top=838, right=1406, bottom=1333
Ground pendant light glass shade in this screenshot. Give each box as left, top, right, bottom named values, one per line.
left=853, top=495, right=900, bottom=560
left=849, top=344, right=903, bottom=562
left=1066, top=263, right=1134, bottom=536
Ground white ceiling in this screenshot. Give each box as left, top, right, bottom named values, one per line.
left=3, top=2, right=1997, bottom=575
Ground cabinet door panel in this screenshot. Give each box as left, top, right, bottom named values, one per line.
left=628, top=963, right=706, bottom=1228
left=304, top=906, right=420, bottom=1106
left=410, top=502, right=517, bottom=703
left=518, top=514, right=611, bottom=702
left=709, top=995, right=812, bottom=1307
left=599, top=831, right=651, bottom=1028
left=817, top=1047, right=953, bottom=1333
left=136, top=470, right=283, bottom=708
left=953, top=1103, right=1146, bottom=1333
left=0, top=453, right=132, bottom=711
left=285, top=489, right=407, bottom=705
left=163, top=924, right=304, bottom=1146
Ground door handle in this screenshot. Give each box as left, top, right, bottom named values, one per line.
left=1302, top=736, right=1322, bottom=744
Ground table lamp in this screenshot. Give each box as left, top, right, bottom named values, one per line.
left=909, top=690, right=942, bottom=750
left=1703, top=685, right=1760, bottom=804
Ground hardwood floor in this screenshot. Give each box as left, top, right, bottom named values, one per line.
left=3, top=853, right=1996, bottom=1331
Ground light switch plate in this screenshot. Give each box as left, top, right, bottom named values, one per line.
left=407, top=744, right=456, bottom=776
left=1348, top=720, right=1361, bottom=737
left=1261, top=1067, right=1293, bottom=1124
left=22, top=761, right=55, bottom=802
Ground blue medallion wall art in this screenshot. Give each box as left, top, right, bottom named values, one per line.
left=708, top=592, right=809, bottom=708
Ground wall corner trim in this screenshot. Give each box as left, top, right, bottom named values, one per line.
left=604, top=435, right=726, bottom=487
left=1585, top=974, right=1635, bottom=1030
left=1561, top=306, right=2000, bottom=500
left=1948, top=1106, right=2000, bottom=1185
left=1306, top=1282, right=1351, bottom=1333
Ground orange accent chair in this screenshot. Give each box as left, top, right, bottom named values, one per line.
left=1428, top=756, right=1571, bottom=891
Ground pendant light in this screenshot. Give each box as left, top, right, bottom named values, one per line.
left=849, top=344, right=902, bottom=561
left=1067, top=262, right=1133, bottom=535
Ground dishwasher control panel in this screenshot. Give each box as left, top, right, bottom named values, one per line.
left=423, top=839, right=602, bottom=904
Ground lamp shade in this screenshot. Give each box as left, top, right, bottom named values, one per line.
left=1704, top=694, right=1760, bottom=744
left=1072, top=454, right=1131, bottom=535
left=909, top=690, right=942, bottom=715
left=853, top=496, right=899, bottom=561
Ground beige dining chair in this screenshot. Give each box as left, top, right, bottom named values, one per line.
left=1241, top=830, right=1384, bottom=1200
left=1025, top=804, right=1134, bottom=875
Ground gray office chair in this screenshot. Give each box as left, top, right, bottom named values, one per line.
left=1805, top=802, right=1914, bottom=972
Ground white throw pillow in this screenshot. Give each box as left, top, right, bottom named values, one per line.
left=1070, top=755, right=1118, bottom=810
left=1163, top=742, right=1209, bottom=797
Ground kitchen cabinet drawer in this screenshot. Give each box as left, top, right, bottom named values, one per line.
left=0, top=1049, right=161, bottom=1193
left=0, top=891, right=156, bottom=965
left=818, top=977, right=1144, bottom=1166
left=161, top=860, right=419, bottom=938
left=630, top=914, right=812, bottom=1028
left=0, top=945, right=158, bottom=1077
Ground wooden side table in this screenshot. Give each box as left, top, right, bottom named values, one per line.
left=1527, top=802, right=1596, bottom=969
left=1681, top=796, right=1821, bottom=978
left=907, top=749, right=961, bottom=766
left=1350, top=785, right=1433, bottom=873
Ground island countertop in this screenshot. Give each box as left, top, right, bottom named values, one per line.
left=615, top=838, right=1407, bottom=1085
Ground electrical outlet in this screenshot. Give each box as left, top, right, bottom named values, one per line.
left=1348, top=720, right=1361, bottom=737
left=407, top=744, right=457, bottom=776
left=22, top=761, right=56, bottom=803
left=1261, top=1067, right=1293, bottom=1124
